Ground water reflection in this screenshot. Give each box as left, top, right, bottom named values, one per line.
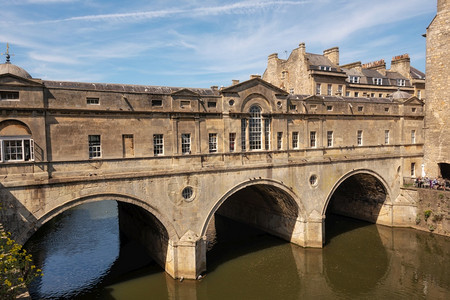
left=26, top=201, right=450, bottom=299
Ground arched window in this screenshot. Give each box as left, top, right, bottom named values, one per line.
left=0, top=120, right=34, bottom=162
left=249, top=105, right=262, bottom=150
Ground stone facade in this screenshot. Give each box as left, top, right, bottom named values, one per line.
left=424, top=0, right=450, bottom=178
left=263, top=44, right=425, bottom=100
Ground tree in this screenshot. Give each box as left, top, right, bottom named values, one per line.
left=0, top=230, right=42, bottom=299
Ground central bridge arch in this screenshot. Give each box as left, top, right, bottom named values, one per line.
left=201, top=179, right=308, bottom=249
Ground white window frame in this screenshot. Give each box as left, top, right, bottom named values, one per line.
left=0, top=136, right=34, bottom=162
left=209, top=133, right=217, bottom=153
left=181, top=133, right=191, bottom=154
left=241, top=119, right=247, bottom=151
left=357, top=130, right=363, bottom=146
left=153, top=134, right=164, bottom=156
left=316, top=83, right=321, bottom=95
left=88, top=135, right=101, bottom=159
left=229, top=132, right=236, bottom=152
left=373, top=78, right=383, bottom=85
left=310, top=131, right=316, bottom=148
left=327, top=84, right=332, bottom=96
left=385, top=130, right=390, bottom=144
left=349, top=76, right=360, bottom=83
left=397, top=79, right=406, bottom=86
left=249, top=106, right=262, bottom=150
left=327, top=131, right=333, bottom=147
left=292, top=131, right=299, bottom=149
left=277, top=132, right=283, bottom=150
left=411, top=130, right=416, bottom=144
left=86, top=97, right=100, bottom=105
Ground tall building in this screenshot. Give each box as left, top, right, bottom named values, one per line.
left=263, top=43, right=425, bottom=100
left=424, top=0, right=450, bottom=178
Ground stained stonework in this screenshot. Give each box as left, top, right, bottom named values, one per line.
left=424, top=0, right=450, bottom=177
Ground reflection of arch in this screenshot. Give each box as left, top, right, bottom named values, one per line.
left=0, top=119, right=32, bottom=136
left=241, top=93, right=272, bottom=112
left=24, top=193, right=178, bottom=244
left=201, top=179, right=305, bottom=237
left=322, top=169, right=391, bottom=222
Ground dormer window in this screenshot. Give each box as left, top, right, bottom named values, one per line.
left=349, top=76, right=360, bottom=83
left=397, top=79, right=406, bottom=86
left=373, top=78, right=383, bottom=85
left=319, top=66, right=331, bottom=71
left=1, top=91, right=19, bottom=101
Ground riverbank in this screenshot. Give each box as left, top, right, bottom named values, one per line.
left=401, top=187, right=450, bottom=236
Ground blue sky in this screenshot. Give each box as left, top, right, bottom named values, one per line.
left=0, top=0, right=436, bottom=88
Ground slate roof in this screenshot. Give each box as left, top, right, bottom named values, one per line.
left=42, top=80, right=216, bottom=96
left=410, top=67, right=425, bottom=80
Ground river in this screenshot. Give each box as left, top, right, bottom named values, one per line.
left=25, top=200, right=450, bottom=299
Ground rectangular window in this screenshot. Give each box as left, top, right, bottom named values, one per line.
left=289, top=88, right=294, bottom=95
left=229, top=133, right=236, bottom=152
left=88, top=135, right=101, bottom=158
left=349, top=76, right=360, bottom=83
left=241, top=119, right=246, bottom=151
left=292, top=132, right=299, bottom=149
left=209, top=133, right=217, bottom=153
left=354, top=92, right=359, bottom=97
left=153, top=134, right=164, bottom=155
left=397, top=79, right=406, bottom=86
left=310, top=131, right=316, bottom=148
left=207, top=101, right=216, bottom=108
left=327, top=105, right=333, bottom=111
left=264, top=118, right=271, bottom=150
left=289, top=104, right=297, bottom=111
left=345, top=91, right=350, bottom=97
left=417, top=90, right=421, bottom=99
left=412, top=107, right=417, bottom=113
left=411, top=162, right=416, bottom=177
left=357, top=130, right=363, bottom=146
left=337, top=85, right=343, bottom=95
left=385, top=130, right=390, bottom=144
left=370, top=93, right=375, bottom=97
left=1, top=138, right=34, bottom=162
left=384, top=107, right=389, bottom=112
left=327, top=84, right=332, bottom=96
left=379, top=93, right=383, bottom=97
left=152, top=99, right=163, bottom=107
left=0, top=91, right=19, bottom=100
left=316, top=83, right=321, bottom=95
left=373, top=78, right=383, bottom=85
left=181, top=133, right=191, bottom=154
left=319, top=66, right=331, bottom=71
left=327, top=131, right=333, bottom=147
left=86, top=97, right=99, bottom=105
left=411, top=130, right=416, bottom=144
left=277, top=132, right=283, bottom=150
left=357, top=106, right=363, bottom=112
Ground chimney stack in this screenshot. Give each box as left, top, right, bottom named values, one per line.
left=323, top=47, right=339, bottom=66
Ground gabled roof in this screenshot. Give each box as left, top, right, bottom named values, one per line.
left=0, top=73, right=43, bottom=87
left=410, top=67, right=425, bottom=80
left=171, top=88, right=200, bottom=97
left=402, top=96, right=424, bottom=106
left=221, top=77, right=288, bottom=96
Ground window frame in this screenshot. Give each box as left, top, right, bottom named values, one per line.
left=88, top=135, right=102, bottom=159
left=209, top=133, right=218, bottom=153
left=181, top=133, right=191, bottom=154
left=229, top=132, right=236, bottom=152
left=153, top=134, right=164, bottom=156
left=357, top=130, right=363, bottom=146
left=310, top=131, right=316, bottom=148
left=292, top=131, right=299, bottom=149
left=249, top=106, right=262, bottom=150
left=327, top=131, right=333, bottom=147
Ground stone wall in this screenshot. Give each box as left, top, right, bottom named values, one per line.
left=413, top=188, right=450, bottom=235
left=424, top=0, right=450, bottom=177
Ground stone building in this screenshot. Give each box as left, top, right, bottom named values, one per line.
left=424, top=0, right=450, bottom=178
left=263, top=43, right=425, bottom=100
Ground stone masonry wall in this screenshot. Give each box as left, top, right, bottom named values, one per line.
left=424, top=0, right=450, bottom=177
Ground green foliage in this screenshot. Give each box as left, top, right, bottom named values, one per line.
left=428, top=225, right=436, bottom=232
left=0, top=231, right=42, bottom=299
left=424, top=210, right=432, bottom=221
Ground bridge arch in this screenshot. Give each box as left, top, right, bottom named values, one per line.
left=201, top=178, right=306, bottom=244
left=23, top=193, right=178, bottom=244
left=322, top=169, right=392, bottom=224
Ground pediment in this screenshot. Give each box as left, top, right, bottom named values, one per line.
left=303, top=95, right=325, bottom=103
left=0, top=74, right=43, bottom=87
left=402, top=96, right=424, bottom=106
left=221, top=78, right=288, bottom=96
left=171, top=88, right=200, bottom=98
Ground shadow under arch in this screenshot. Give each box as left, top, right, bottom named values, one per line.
left=0, top=119, right=33, bottom=135
left=201, top=178, right=306, bottom=243
left=23, top=193, right=178, bottom=245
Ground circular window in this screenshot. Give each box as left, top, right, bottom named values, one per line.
left=182, top=186, right=194, bottom=201
left=229, top=99, right=235, bottom=106
left=309, top=175, right=318, bottom=187
left=277, top=101, right=282, bottom=108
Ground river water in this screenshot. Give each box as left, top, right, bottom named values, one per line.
left=25, top=200, right=450, bottom=299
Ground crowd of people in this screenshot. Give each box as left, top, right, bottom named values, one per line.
left=414, top=176, right=450, bottom=190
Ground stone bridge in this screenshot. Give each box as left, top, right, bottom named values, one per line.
left=0, top=149, right=419, bottom=279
